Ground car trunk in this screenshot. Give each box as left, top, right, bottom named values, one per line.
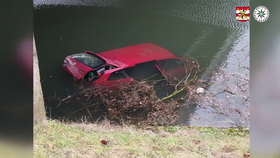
left=63, top=52, right=107, bottom=80
left=63, top=56, right=92, bottom=80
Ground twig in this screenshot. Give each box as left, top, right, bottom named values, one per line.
left=57, top=93, right=76, bottom=107
left=67, top=103, right=98, bottom=119
left=85, top=105, right=94, bottom=121
left=212, top=89, right=238, bottom=97
left=156, top=71, right=198, bottom=102
left=40, top=77, right=45, bottom=83
left=187, top=54, right=200, bottom=69
left=94, top=115, right=101, bottom=124
left=53, top=91, right=56, bottom=99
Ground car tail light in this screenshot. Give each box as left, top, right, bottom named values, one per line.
left=78, top=69, right=85, bottom=75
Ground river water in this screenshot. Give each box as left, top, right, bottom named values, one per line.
left=34, top=0, right=249, bottom=127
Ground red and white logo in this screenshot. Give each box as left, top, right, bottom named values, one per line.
left=236, top=7, right=250, bottom=22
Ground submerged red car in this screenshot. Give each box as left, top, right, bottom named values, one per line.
left=62, top=43, right=188, bottom=88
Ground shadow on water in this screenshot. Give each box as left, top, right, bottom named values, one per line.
left=34, top=0, right=249, bottom=127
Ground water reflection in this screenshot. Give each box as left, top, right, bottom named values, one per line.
left=189, top=29, right=249, bottom=127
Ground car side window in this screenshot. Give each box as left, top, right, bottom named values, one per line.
left=107, top=67, right=134, bottom=81
left=133, top=61, right=163, bottom=80
left=158, top=59, right=185, bottom=71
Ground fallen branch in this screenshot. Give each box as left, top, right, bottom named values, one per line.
left=57, top=93, right=76, bottom=107
left=156, top=71, right=197, bottom=102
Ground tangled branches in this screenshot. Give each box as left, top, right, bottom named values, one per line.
left=69, top=57, right=200, bottom=126
left=77, top=80, right=181, bottom=126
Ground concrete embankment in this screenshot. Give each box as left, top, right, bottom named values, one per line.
left=33, top=35, right=46, bottom=124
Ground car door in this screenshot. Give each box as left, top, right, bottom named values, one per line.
left=131, top=60, right=174, bottom=98
left=132, top=60, right=165, bottom=81
left=103, top=61, right=168, bottom=90
left=103, top=67, right=135, bottom=89
left=157, top=58, right=187, bottom=83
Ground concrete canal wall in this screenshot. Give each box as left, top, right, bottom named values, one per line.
left=33, top=35, right=46, bottom=124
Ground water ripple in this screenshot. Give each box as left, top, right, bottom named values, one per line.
left=126, top=0, right=249, bottom=30
left=33, top=0, right=125, bottom=8
left=34, top=0, right=249, bottom=30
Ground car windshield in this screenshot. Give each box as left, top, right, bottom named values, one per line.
left=71, top=53, right=106, bottom=69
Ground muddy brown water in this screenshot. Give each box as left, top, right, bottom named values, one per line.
left=34, top=0, right=249, bottom=127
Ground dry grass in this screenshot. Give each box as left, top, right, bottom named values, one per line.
left=34, top=120, right=249, bottom=158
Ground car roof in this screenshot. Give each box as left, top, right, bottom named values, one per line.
left=98, top=43, right=175, bottom=66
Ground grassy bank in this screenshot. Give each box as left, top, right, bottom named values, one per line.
left=34, top=120, right=249, bottom=158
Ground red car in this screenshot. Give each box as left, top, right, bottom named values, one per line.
left=62, top=43, right=188, bottom=88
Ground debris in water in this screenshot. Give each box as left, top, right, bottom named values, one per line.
left=196, top=87, right=205, bottom=93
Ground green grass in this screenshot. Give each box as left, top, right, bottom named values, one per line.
left=34, top=120, right=249, bottom=158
